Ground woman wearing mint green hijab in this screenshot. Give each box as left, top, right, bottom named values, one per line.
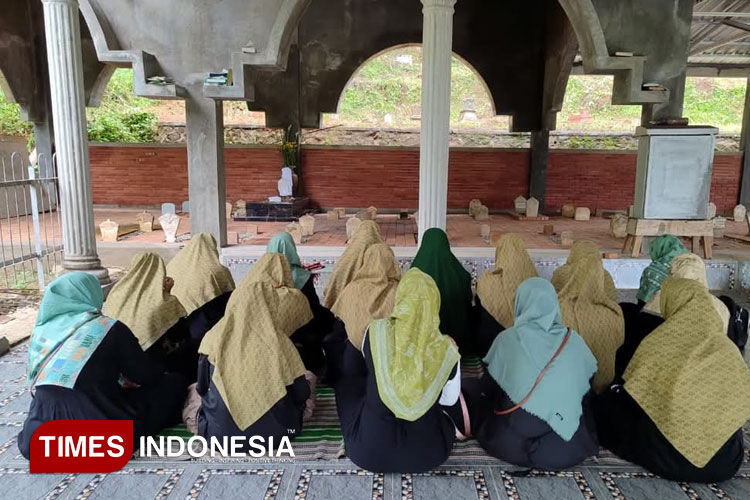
left=266, top=232, right=333, bottom=373
left=411, top=228, right=474, bottom=352
left=18, top=273, right=187, bottom=459
left=465, top=278, right=599, bottom=469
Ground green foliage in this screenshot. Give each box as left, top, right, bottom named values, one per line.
left=86, top=69, right=158, bottom=143
left=0, top=86, right=33, bottom=138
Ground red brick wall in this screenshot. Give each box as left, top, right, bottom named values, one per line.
left=89, top=144, right=742, bottom=215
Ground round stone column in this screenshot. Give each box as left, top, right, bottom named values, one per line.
left=418, top=0, right=457, bottom=241
left=42, top=0, right=109, bottom=283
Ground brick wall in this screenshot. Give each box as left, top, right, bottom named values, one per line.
left=89, top=144, right=743, bottom=215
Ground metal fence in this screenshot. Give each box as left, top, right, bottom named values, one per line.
left=0, top=152, right=63, bottom=290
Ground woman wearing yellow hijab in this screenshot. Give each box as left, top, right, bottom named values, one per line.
left=596, top=278, right=750, bottom=482
left=330, top=243, right=401, bottom=350
left=323, top=221, right=383, bottom=308
left=104, top=252, right=191, bottom=377
left=196, top=253, right=313, bottom=448
left=552, top=242, right=624, bottom=393
left=475, top=234, right=537, bottom=356
left=324, top=268, right=463, bottom=472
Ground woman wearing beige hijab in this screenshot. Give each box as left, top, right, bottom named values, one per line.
left=165, top=233, right=236, bottom=376
left=196, top=253, right=313, bottom=449
left=104, top=252, right=191, bottom=377
left=323, top=221, right=383, bottom=309
left=475, top=234, right=537, bottom=356
left=552, top=242, right=624, bottom=393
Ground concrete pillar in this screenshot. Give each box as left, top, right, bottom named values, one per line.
left=185, top=94, right=227, bottom=247
left=529, top=130, right=550, bottom=210
left=41, top=0, right=108, bottom=283
left=740, top=78, right=750, bottom=207
left=418, top=0, right=456, bottom=240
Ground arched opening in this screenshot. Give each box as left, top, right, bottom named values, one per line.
left=321, top=45, right=508, bottom=131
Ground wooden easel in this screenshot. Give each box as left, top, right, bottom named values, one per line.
left=622, top=218, right=714, bottom=259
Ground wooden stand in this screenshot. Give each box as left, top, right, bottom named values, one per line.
left=622, top=218, right=714, bottom=259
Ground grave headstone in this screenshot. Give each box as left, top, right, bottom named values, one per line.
left=99, top=219, right=119, bottom=242
left=514, top=196, right=527, bottom=214
left=713, top=216, right=727, bottom=239
left=161, top=203, right=176, bottom=216
left=707, top=202, right=717, bottom=220
left=609, top=213, right=629, bottom=239
left=227, top=231, right=239, bottom=246
left=574, top=207, right=591, bottom=221
left=367, top=206, right=378, bottom=219
left=247, top=224, right=259, bottom=237
left=346, top=217, right=362, bottom=242
left=543, top=224, right=554, bottom=236
left=480, top=224, right=491, bottom=244
left=225, top=202, right=234, bottom=220
left=181, top=201, right=190, bottom=214
left=357, top=209, right=372, bottom=221
left=469, top=199, right=483, bottom=217
left=561, top=205, right=575, bottom=218
left=137, top=211, right=154, bottom=232
left=278, top=167, right=294, bottom=197
left=286, top=223, right=303, bottom=245
left=475, top=205, right=490, bottom=221
left=560, top=230, right=574, bottom=247
left=235, top=200, right=247, bottom=218
left=299, top=214, right=315, bottom=237
left=159, top=213, right=181, bottom=243
left=327, top=210, right=339, bottom=220
left=734, top=204, right=746, bottom=223
left=526, top=197, right=539, bottom=218
left=628, top=205, right=635, bottom=217
left=335, top=208, right=346, bottom=218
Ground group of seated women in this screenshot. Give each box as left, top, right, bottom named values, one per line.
left=18, top=222, right=750, bottom=483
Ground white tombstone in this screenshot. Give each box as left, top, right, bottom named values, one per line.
left=346, top=217, right=362, bottom=242
left=286, top=222, right=303, bottom=245
left=299, top=214, right=315, bottom=237
left=561, top=205, right=575, bottom=218
left=526, top=197, right=539, bottom=218
left=609, top=214, right=629, bottom=239
left=733, top=204, right=746, bottom=223
left=707, top=202, right=717, bottom=220
left=137, top=211, right=154, bottom=232
left=475, top=205, right=490, bottom=221
left=574, top=207, right=591, bottom=221
left=99, top=219, right=119, bottom=242
left=480, top=224, right=491, bottom=238
left=278, top=167, right=294, bottom=197
left=161, top=203, right=176, bottom=216
left=514, top=196, right=527, bottom=214
left=159, top=213, right=181, bottom=243
left=469, top=199, right=483, bottom=217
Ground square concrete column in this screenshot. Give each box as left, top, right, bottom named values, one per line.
left=185, top=95, right=227, bottom=247
left=42, top=0, right=108, bottom=283
left=418, top=0, right=456, bottom=241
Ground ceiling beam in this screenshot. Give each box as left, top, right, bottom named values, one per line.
left=694, top=12, right=750, bottom=18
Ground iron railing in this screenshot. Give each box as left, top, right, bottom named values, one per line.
left=0, top=152, right=62, bottom=290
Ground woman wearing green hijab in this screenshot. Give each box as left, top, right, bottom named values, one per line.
left=410, top=228, right=474, bottom=352
left=636, top=235, right=687, bottom=306
left=465, top=277, right=599, bottom=469
left=18, top=273, right=187, bottom=459
left=266, top=232, right=334, bottom=373
left=323, top=269, right=465, bottom=472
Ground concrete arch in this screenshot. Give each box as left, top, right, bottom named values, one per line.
left=332, top=43, right=497, bottom=118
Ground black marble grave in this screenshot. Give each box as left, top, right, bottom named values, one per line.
left=232, top=197, right=310, bottom=222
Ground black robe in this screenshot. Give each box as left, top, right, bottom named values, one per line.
left=463, top=373, right=599, bottom=469
left=146, top=291, right=232, bottom=383
left=598, top=306, right=744, bottom=482
left=18, top=322, right=188, bottom=459
left=291, top=277, right=334, bottom=374
left=196, top=356, right=309, bottom=451
left=474, top=296, right=506, bottom=359
left=595, top=387, right=744, bottom=483
left=324, top=328, right=459, bottom=473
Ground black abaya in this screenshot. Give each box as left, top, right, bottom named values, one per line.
left=18, top=322, right=188, bottom=458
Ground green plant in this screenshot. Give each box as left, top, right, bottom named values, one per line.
left=278, top=125, right=299, bottom=168
left=0, top=87, right=33, bottom=138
